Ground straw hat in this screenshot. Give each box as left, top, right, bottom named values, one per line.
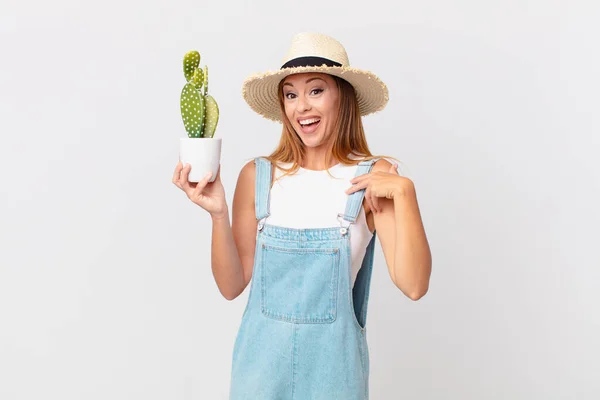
left=241, top=32, right=389, bottom=122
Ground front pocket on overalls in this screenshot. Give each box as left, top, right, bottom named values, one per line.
left=260, top=244, right=340, bottom=324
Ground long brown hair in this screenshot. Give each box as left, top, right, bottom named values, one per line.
left=263, top=73, right=400, bottom=182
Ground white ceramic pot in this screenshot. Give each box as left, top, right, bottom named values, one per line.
left=179, top=137, right=222, bottom=183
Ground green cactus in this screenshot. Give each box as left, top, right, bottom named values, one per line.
left=203, top=65, right=209, bottom=96
left=180, top=83, right=205, bottom=138
left=183, top=51, right=200, bottom=82
left=191, top=67, right=204, bottom=89
left=180, top=50, right=219, bottom=138
left=204, top=95, right=219, bottom=138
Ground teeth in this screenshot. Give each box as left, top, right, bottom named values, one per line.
left=299, top=118, right=320, bottom=126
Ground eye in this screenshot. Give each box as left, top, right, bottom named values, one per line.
left=311, top=88, right=324, bottom=95
left=285, top=92, right=296, bottom=99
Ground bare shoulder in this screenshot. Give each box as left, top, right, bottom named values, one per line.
left=371, top=158, right=393, bottom=172
left=239, top=159, right=257, bottom=178
left=234, top=160, right=256, bottom=209
left=238, top=159, right=256, bottom=186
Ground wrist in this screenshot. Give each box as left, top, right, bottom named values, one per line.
left=211, top=208, right=229, bottom=222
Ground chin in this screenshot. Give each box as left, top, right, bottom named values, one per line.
left=302, top=142, right=320, bottom=148
left=296, top=128, right=327, bottom=145
left=299, top=134, right=324, bottom=147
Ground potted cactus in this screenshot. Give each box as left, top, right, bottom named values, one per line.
left=179, top=50, right=221, bottom=183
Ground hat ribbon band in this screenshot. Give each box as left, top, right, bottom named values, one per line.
left=281, top=56, right=342, bottom=69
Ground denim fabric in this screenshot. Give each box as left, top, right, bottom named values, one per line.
left=229, top=157, right=379, bottom=400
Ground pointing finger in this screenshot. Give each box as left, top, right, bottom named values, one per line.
left=346, top=179, right=366, bottom=194
left=350, top=173, right=367, bottom=184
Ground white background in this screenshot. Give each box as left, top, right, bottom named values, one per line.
left=1, top=0, right=598, bottom=399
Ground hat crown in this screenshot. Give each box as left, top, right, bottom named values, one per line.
left=281, top=32, right=350, bottom=67
left=242, top=32, right=388, bottom=122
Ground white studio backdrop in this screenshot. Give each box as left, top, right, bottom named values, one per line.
left=0, top=0, right=598, bottom=399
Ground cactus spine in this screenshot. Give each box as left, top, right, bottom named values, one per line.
left=180, top=50, right=219, bottom=138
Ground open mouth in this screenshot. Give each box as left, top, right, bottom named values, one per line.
left=298, top=118, right=321, bottom=133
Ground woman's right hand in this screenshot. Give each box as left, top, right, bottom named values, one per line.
left=172, top=161, right=228, bottom=218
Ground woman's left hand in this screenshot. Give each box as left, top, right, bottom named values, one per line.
left=345, top=163, right=414, bottom=213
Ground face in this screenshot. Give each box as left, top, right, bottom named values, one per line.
left=281, top=72, right=339, bottom=148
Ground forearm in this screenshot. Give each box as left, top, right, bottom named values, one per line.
left=392, top=188, right=432, bottom=300
left=210, top=208, right=245, bottom=300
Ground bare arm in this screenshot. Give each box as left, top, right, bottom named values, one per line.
left=358, top=159, right=432, bottom=300
left=210, top=161, right=258, bottom=300
left=372, top=160, right=431, bottom=300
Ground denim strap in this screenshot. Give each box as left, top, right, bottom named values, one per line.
left=339, top=158, right=381, bottom=225
left=255, top=157, right=380, bottom=224
left=254, top=157, right=272, bottom=221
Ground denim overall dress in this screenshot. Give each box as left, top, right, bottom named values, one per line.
left=229, top=156, right=380, bottom=400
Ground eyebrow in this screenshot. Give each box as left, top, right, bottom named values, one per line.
left=283, top=77, right=325, bottom=87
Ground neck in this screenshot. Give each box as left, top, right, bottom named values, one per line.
left=301, top=149, right=338, bottom=170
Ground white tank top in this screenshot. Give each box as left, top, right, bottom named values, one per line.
left=266, top=161, right=374, bottom=287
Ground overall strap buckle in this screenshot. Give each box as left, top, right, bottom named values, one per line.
left=337, top=213, right=353, bottom=236
left=257, top=218, right=266, bottom=231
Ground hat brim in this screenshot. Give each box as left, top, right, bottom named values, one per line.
left=241, top=65, right=389, bottom=122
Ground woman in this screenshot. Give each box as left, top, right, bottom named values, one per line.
left=173, top=32, right=432, bottom=399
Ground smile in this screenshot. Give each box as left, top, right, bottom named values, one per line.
left=299, top=117, right=321, bottom=126
left=298, top=118, right=321, bottom=134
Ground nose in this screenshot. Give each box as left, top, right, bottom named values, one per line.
left=295, top=94, right=311, bottom=113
